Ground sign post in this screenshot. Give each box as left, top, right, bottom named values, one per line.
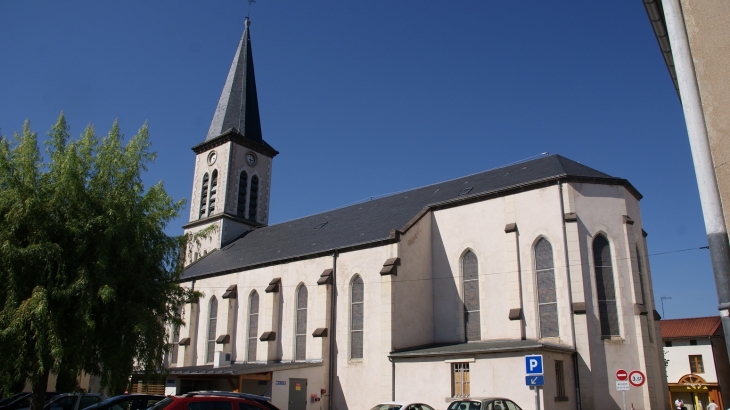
left=616, top=369, right=631, bottom=410
left=525, top=355, right=544, bottom=410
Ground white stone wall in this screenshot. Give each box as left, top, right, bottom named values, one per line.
left=665, top=340, right=717, bottom=383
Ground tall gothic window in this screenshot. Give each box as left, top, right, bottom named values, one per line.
left=199, top=172, right=209, bottom=219
left=249, top=175, right=259, bottom=221
left=350, top=276, right=364, bottom=359
left=535, top=238, right=559, bottom=338
left=295, top=285, right=308, bottom=361
left=636, top=246, right=647, bottom=306
left=170, top=306, right=182, bottom=366
left=206, top=297, right=218, bottom=363
left=593, top=234, right=619, bottom=337
left=208, top=170, right=218, bottom=214
left=247, top=291, right=259, bottom=362
left=237, top=171, right=248, bottom=218
left=462, top=250, right=481, bottom=341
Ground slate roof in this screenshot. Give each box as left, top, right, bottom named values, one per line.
left=206, top=18, right=263, bottom=144
left=389, top=339, right=575, bottom=358
left=181, top=154, right=638, bottom=281
left=661, top=316, right=723, bottom=339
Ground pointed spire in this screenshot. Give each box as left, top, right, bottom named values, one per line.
left=206, top=18, right=263, bottom=143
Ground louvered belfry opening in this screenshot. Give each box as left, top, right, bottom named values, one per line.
left=593, top=234, right=619, bottom=337
left=208, top=170, right=218, bottom=214
left=350, top=276, right=364, bottom=359
left=535, top=238, right=559, bottom=338
left=295, top=285, right=308, bottom=361
left=462, top=251, right=481, bottom=341
left=237, top=171, right=248, bottom=218
left=170, top=306, right=182, bottom=365
left=636, top=246, right=647, bottom=305
left=249, top=175, right=259, bottom=221
left=206, top=297, right=218, bottom=363
left=247, top=291, right=259, bottom=362
left=199, top=172, right=209, bottom=219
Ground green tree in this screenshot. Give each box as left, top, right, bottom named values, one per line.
left=0, top=113, right=197, bottom=408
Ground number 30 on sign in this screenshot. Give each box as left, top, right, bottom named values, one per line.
left=629, top=370, right=645, bottom=387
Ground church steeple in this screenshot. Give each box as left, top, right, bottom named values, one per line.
left=206, top=18, right=262, bottom=143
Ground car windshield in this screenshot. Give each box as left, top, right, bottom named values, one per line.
left=370, top=405, right=402, bottom=410
left=147, top=398, right=173, bottom=410
left=449, top=402, right=482, bottom=410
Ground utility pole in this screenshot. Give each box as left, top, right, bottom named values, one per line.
left=661, top=296, right=672, bottom=319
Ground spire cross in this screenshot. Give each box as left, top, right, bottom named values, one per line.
left=246, top=0, right=256, bottom=20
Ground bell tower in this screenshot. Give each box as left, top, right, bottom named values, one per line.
left=183, top=18, right=278, bottom=265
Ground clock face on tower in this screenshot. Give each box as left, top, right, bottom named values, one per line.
left=246, top=152, right=257, bottom=166
left=207, top=151, right=217, bottom=165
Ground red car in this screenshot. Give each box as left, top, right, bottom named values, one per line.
left=149, top=392, right=280, bottom=410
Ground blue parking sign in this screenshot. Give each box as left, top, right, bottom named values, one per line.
left=525, top=375, right=545, bottom=386
left=525, top=355, right=543, bottom=375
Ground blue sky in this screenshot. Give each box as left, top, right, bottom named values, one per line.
left=0, top=1, right=712, bottom=319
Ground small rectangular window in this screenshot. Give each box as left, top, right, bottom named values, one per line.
left=690, top=339, right=698, bottom=346
left=665, top=341, right=672, bottom=347
left=555, top=361, right=567, bottom=400
left=452, top=363, right=470, bottom=398
left=458, top=187, right=473, bottom=196
left=689, top=355, right=704, bottom=373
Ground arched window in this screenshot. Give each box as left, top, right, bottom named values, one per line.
left=247, top=291, right=259, bottom=362
left=295, top=285, right=308, bottom=361
left=636, top=246, right=647, bottom=306
left=593, top=234, right=619, bottom=337
left=199, top=172, right=209, bottom=219
left=350, top=276, right=364, bottom=359
left=237, top=171, right=248, bottom=218
left=462, top=250, right=481, bottom=341
left=249, top=175, right=259, bottom=221
left=208, top=170, right=218, bottom=215
left=170, top=306, right=182, bottom=366
left=535, top=238, right=558, bottom=338
left=206, top=297, right=218, bottom=363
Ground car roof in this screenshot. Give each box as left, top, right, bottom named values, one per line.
left=373, top=403, right=432, bottom=407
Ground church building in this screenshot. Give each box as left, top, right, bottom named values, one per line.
left=167, top=19, right=669, bottom=410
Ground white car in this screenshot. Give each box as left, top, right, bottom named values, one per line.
left=370, top=402, right=436, bottom=410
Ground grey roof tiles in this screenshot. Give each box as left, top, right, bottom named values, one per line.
left=181, top=154, right=636, bottom=281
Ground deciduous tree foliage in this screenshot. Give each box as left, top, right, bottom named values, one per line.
left=0, top=113, right=195, bottom=408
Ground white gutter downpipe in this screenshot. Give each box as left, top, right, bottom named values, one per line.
left=661, top=0, right=730, bottom=350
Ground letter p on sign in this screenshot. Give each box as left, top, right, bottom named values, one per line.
left=525, top=355, right=543, bottom=375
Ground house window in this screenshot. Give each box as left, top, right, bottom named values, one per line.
left=206, top=297, right=218, bottom=364
left=689, top=355, right=704, bottom=373
left=249, top=175, right=259, bottom=221
left=208, top=170, right=218, bottom=214
left=452, top=363, right=470, bottom=397
left=690, top=339, right=698, bottom=346
left=237, top=171, right=248, bottom=218
left=199, top=172, right=209, bottom=219
left=535, top=238, right=558, bottom=338
left=170, top=306, right=182, bottom=366
left=462, top=251, right=481, bottom=341
left=351, top=276, right=364, bottom=359
left=295, top=285, right=308, bottom=361
left=555, top=360, right=567, bottom=400
left=248, top=291, right=259, bottom=362
left=665, top=341, right=673, bottom=347
left=593, top=234, right=619, bottom=337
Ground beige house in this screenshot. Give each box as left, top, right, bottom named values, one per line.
left=168, top=19, right=668, bottom=410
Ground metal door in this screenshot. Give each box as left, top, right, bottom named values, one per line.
left=288, top=378, right=307, bottom=410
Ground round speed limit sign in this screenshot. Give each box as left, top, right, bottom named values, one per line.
left=629, top=370, right=646, bottom=387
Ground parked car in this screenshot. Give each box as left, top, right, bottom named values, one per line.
left=370, top=402, right=436, bottom=410
left=43, top=394, right=108, bottom=410
left=80, top=395, right=165, bottom=410
left=447, top=398, right=523, bottom=410
left=0, top=394, right=26, bottom=407
left=148, top=391, right=280, bottom=410
left=2, top=393, right=61, bottom=410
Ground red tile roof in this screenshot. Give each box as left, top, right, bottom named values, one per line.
left=661, top=316, right=722, bottom=339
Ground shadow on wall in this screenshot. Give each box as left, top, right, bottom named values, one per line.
left=431, top=216, right=464, bottom=344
